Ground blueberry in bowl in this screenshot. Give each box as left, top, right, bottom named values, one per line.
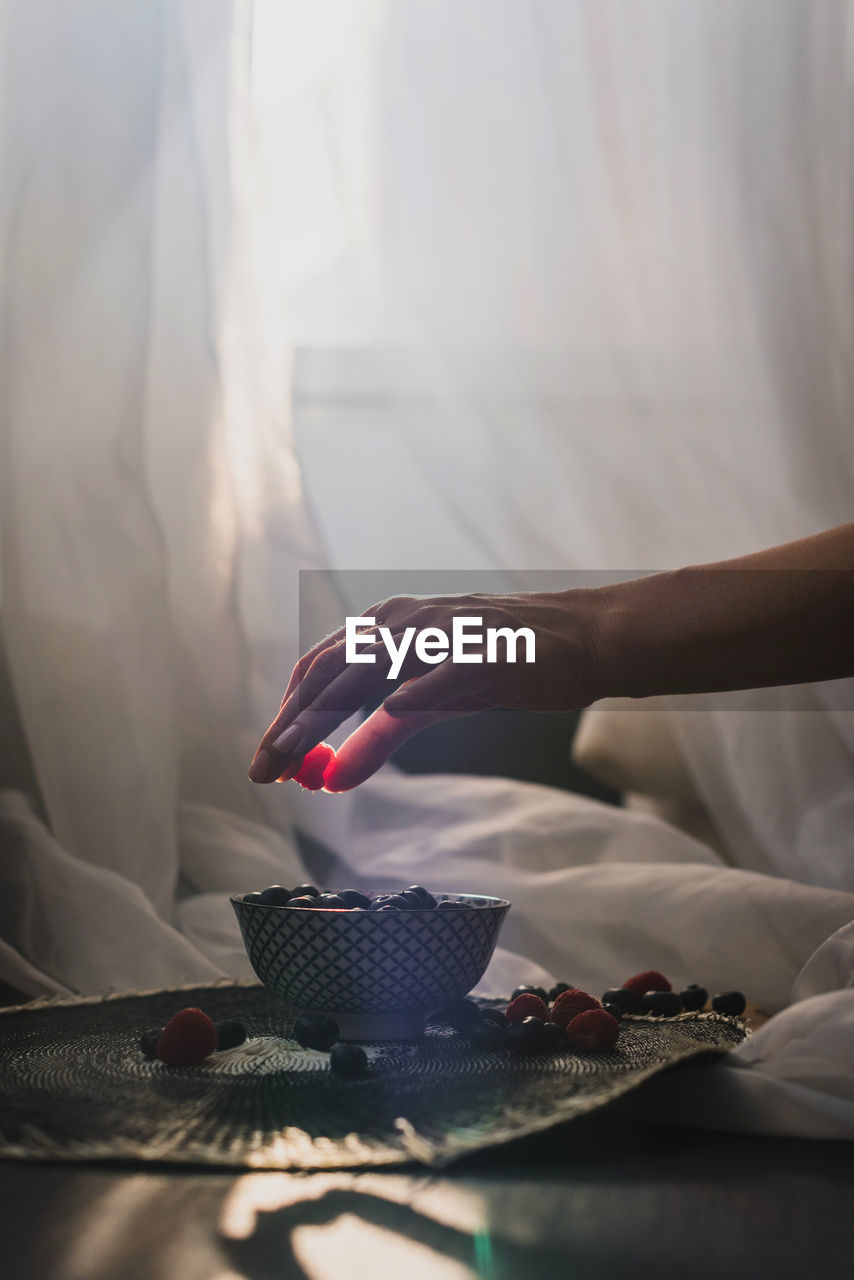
left=231, top=887, right=510, bottom=1040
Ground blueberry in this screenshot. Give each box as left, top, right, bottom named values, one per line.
left=541, top=1021, right=566, bottom=1052
left=287, top=895, right=318, bottom=909
left=291, top=884, right=319, bottom=898
left=338, top=890, right=371, bottom=909
left=316, top=893, right=346, bottom=909
left=602, top=987, right=643, bottom=1015
left=445, top=997, right=479, bottom=1032
left=259, top=885, right=293, bottom=906
left=214, top=1020, right=247, bottom=1051
left=383, top=894, right=412, bottom=909
left=139, top=1027, right=162, bottom=1059
left=242, top=891, right=262, bottom=904
left=398, top=890, right=425, bottom=909
left=437, top=900, right=467, bottom=910
left=467, top=1017, right=505, bottom=1050
left=641, top=990, right=683, bottom=1017
left=330, top=1043, right=368, bottom=1077
left=712, top=991, right=746, bottom=1016
left=477, top=1009, right=508, bottom=1029
left=293, top=1014, right=339, bottom=1051
left=679, top=984, right=708, bottom=1011
left=369, top=894, right=395, bottom=911
left=407, top=885, right=438, bottom=909
left=601, top=1002, right=623, bottom=1022
left=505, top=1016, right=546, bottom=1055
left=511, top=985, right=550, bottom=1004
left=548, top=982, right=573, bottom=1002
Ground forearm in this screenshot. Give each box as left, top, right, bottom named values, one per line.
left=594, top=522, right=854, bottom=700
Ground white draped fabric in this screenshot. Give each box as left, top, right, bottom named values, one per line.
left=2, top=0, right=854, bottom=1138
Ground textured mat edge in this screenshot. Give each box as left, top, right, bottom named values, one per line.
left=0, top=983, right=748, bottom=1171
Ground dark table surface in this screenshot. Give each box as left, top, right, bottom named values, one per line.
left=4, top=1109, right=853, bottom=1280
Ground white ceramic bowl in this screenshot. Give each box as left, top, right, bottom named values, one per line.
left=231, top=892, right=511, bottom=1040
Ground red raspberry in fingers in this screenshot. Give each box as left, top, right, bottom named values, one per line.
left=566, top=1008, right=620, bottom=1052
left=550, top=989, right=600, bottom=1028
left=156, top=1008, right=218, bottom=1066
left=292, top=742, right=336, bottom=791
left=505, top=994, right=550, bottom=1023
left=623, top=970, right=671, bottom=995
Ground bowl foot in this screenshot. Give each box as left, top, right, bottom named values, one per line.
left=299, top=1007, right=429, bottom=1041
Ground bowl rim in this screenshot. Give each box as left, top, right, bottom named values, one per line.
left=230, top=891, right=511, bottom=912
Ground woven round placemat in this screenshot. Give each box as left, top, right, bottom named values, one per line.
left=0, top=981, right=746, bottom=1169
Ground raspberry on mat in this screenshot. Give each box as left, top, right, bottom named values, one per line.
left=565, top=1008, right=620, bottom=1051
left=550, top=988, right=600, bottom=1028
left=505, top=993, right=550, bottom=1023
left=156, top=1008, right=218, bottom=1066
left=623, top=970, right=671, bottom=995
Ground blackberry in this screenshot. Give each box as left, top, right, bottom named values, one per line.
left=476, top=1009, right=507, bottom=1029
left=679, top=984, right=708, bottom=1011
left=541, top=1021, right=566, bottom=1052
left=259, top=885, right=292, bottom=906
left=602, top=987, right=643, bottom=1015
left=293, top=1014, right=339, bottom=1051
left=511, top=985, right=550, bottom=1004
left=505, top=1016, right=546, bottom=1055
left=214, top=1020, right=247, bottom=1051
left=468, top=1017, right=505, bottom=1051
left=139, top=1027, right=162, bottom=1059
left=330, top=1043, right=368, bottom=1077
left=338, top=890, right=371, bottom=909
left=407, top=885, right=437, bottom=909
left=712, top=991, right=746, bottom=1017
left=641, top=990, right=682, bottom=1017
left=445, top=997, right=480, bottom=1032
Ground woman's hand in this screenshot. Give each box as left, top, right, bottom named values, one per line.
left=248, top=590, right=606, bottom=790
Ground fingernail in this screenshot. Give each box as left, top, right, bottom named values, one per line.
left=248, top=748, right=276, bottom=783
left=384, top=695, right=411, bottom=716
left=272, top=723, right=302, bottom=756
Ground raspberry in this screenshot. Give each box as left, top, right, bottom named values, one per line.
left=623, top=970, right=671, bottom=995
left=505, top=993, right=550, bottom=1023
left=292, top=742, right=336, bottom=791
left=565, top=1008, right=620, bottom=1052
left=156, top=1008, right=218, bottom=1066
left=550, top=988, right=600, bottom=1028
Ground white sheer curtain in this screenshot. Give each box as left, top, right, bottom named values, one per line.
left=0, top=0, right=334, bottom=994
left=2, top=0, right=854, bottom=1138
left=254, top=0, right=854, bottom=570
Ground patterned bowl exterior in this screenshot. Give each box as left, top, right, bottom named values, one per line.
left=231, top=894, right=510, bottom=1015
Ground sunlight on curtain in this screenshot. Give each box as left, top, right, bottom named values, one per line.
left=253, top=0, right=854, bottom=571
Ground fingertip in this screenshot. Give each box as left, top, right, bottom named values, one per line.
left=248, top=747, right=277, bottom=784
